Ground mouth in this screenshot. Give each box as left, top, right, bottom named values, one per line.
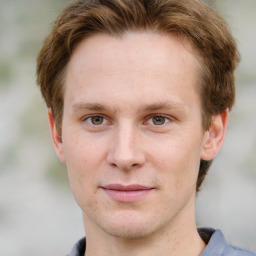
left=101, top=184, right=155, bottom=202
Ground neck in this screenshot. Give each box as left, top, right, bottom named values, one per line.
left=83, top=198, right=205, bottom=256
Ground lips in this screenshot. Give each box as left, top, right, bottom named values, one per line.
left=101, top=184, right=154, bottom=202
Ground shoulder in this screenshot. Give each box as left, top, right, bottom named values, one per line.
left=224, top=245, right=256, bottom=256
left=66, top=237, right=86, bottom=256
left=199, top=228, right=256, bottom=256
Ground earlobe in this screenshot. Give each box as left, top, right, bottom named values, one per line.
left=48, top=109, right=66, bottom=164
left=200, top=109, right=229, bottom=161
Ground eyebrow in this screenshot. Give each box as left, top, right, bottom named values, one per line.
left=141, top=102, right=188, bottom=112
left=72, top=103, right=106, bottom=113
left=71, top=101, right=189, bottom=114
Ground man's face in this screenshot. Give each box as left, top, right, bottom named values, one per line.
left=50, top=32, right=219, bottom=239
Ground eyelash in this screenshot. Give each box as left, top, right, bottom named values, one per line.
left=146, top=114, right=172, bottom=126
left=81, top=114, right=173, bottom=128
left=82, top=114, right=109, bottom=126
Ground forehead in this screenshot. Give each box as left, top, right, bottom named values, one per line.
left=64, top=31, right=201, bottom=111
left=67, top=31, right=200, bottom=76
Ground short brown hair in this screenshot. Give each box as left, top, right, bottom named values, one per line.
left=36, top=0, right=240, bottom=191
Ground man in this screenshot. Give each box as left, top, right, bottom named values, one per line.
left=36, top=0, right=255, bottom=255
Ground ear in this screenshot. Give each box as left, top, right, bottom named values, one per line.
left=48, top=109, right=66, bottom=164
left=200, top=109, right=229, bottom=161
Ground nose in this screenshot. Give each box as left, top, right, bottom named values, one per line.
left=107, top=123, right=145, bottom=171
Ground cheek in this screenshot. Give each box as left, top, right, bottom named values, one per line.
left=64, top=144, right=100, bottom=212
left=62, top=131, right=111, bottom=194
left=62, top=138, right=98, bottom=194
left=148, top=135, right=202, bottom=186
left=63, top=131, right=106, bottom=169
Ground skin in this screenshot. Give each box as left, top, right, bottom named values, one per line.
left=48, top=31, right=228, bottom=256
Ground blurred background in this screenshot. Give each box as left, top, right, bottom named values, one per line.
left=0, top=0, right=255, bottom=255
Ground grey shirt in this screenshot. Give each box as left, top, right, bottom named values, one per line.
left=67, top=228, right=256, bottom=256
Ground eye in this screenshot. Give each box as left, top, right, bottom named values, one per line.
left=84, top=115, right=107, bottom=125
left=147, top=115, right=171, bottom=125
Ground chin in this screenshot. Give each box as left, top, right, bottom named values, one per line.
left=99, top=213, right=162, bottom=240
left=103, top=225, right=154, bottom=240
